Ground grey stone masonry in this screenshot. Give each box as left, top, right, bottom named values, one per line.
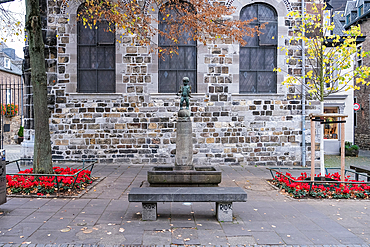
left=21, top=0, right=323, bottom=166
left=128, top=187, right=247, bottom=221
left=216, top=202, right=233, bottom=222
left=354, top=17, right=370, bottom=149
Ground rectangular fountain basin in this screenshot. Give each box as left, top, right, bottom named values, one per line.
left=147, top=166, right=222, bottom=186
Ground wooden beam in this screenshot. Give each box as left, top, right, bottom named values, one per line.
left=311, top=118, right=315, bottom=181
left=341, top=116, right=345, bottom=181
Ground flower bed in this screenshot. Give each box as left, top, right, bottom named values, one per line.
left=6, top=166, right=93, bottom=196
left=271, top=172, right=370, bottom=199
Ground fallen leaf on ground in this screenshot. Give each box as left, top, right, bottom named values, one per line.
left=60, top=228, right=71, bottom=232
left=107, top=232, right=112, bottom=235
left=83, top=229, right=93, bottom=234
left=119, top=228, right=125, bottom=232
left=20, top=236, right=24, bottom=238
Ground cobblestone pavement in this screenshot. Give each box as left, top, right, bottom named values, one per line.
left=1, top=146, right=370, bottom=246
left=3, top=144, right=21, bottom=162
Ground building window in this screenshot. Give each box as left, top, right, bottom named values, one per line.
left=77, top=3, right=115, bottom=93
left=239, top=3, right=277, bottom=93
left=359, top=5, right=363, bottom=16
left=324, top=107, right=339, bottom=139
left=4, top=57, right=10, bottom=69
left=346, top=14, right=350, bottom=24
left=357, top=45, right=363, bottom=67
left=6, top=88, right=11, bottom=105
left=158, top=1, right=197, bottom=93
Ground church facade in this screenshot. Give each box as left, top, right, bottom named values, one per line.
left=22, top=0, right=323, bottom=165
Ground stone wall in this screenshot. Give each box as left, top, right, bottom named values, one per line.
left=22, top=0, right=322, bottom=165
left=354, top=19, right=370, bottom=149
left=2, top=116, right=21, bottom=145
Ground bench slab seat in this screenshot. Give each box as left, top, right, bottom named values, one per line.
left=128, top=187, right=247, bottom=221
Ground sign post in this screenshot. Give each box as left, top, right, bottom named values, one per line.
left=0, top=150, right=6, bottom=205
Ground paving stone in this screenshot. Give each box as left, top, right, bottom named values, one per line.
left=303, top=230, right=342, bottom=245
left=251, top=231, right=285, bottom=245
left=227, top=236, right=257, bottom=245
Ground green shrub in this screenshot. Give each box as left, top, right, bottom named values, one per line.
left=18, top=126, right=24, bottom=137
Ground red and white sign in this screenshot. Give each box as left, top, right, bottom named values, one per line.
left=354, top=103, right=360, bottom=111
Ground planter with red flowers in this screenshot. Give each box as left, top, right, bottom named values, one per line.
left=6, top=159, right=97, bottom=197
left=269, top=169, right=370, bottom=199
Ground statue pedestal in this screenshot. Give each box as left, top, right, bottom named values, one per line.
left=147, top=109, right=221, bottom=187
left=175, top=111, right=193, bottom=170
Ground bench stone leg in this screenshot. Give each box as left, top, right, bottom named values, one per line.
left=216, top=202, right=233, bottom=222
left=142, top=203, right=157, bottom=221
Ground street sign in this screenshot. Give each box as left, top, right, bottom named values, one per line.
left=354, top=103, right=360, bottom=111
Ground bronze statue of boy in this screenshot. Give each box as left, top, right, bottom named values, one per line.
left=177, top=77, right=192, bottom=110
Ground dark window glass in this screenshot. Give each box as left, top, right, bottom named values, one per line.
left=240, top=3, right=277, bottom=93
left=77, top=4, right=115, bottom=93
left=158, top=1, right=197, bottom=93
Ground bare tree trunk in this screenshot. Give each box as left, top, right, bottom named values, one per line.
left=26, top=0, right=53, bottom=174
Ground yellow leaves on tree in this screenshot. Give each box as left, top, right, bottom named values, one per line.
left=275, top=1, right=370, bottom=102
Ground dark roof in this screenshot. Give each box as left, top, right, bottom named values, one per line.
left=329, top=0, right=348, bottom=11
left=332, top=11, right=346, bottom=35
left=0, top=43, right=22, bottom=75
left=344, top=0, right=370, bottom=29
left=0, top=54, right=22, bottom=75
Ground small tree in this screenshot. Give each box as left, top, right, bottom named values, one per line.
left=0, top=0, right=24, bottom=45
left=275, top=2, right=370, bottom=174
left=26, top=0, right=53, bottom=174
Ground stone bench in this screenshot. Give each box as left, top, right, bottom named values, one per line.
left=128, top=187, right=247, bottom=221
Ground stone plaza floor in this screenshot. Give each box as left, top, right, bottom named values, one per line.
left=1, top=145, right=370, bottom=246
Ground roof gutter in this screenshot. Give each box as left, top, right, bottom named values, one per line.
left=344, top=8, right=370, bottom=29
left=0, top=67, right=22, bottom=76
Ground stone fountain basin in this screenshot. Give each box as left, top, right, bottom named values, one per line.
left=147, top=166, right=222, bottom=186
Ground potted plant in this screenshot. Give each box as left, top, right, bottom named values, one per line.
left=17, top=126, right=24, bottom=144
left=340, top=141, right=359, bottom=157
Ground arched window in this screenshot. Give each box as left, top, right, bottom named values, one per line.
left=240, top=3, right=277, bottom=93
left=158, top=1, right=197, bottom=93
left=77, top=3, right=115, bottom=93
